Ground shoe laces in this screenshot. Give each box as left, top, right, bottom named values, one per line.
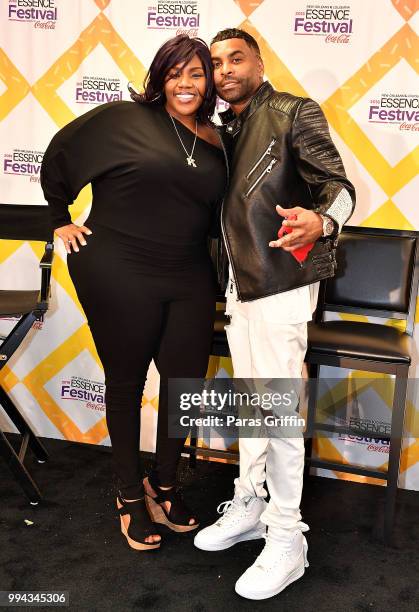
left=215, top=497, right=248, bottom=527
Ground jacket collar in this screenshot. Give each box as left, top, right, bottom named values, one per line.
left=219, top=81, right=273, bottom=137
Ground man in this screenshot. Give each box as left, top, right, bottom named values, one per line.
left=194, top=29, right=356, bottom=600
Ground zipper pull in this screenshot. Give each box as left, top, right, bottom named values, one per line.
left=266, top=159, right=276, bottom=173
left=266, top=138, right=276, bottom=155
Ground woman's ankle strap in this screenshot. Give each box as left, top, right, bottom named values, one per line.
left=117, top=493, right=145, bottom=512
left=148, top=474, right=175, bottom=501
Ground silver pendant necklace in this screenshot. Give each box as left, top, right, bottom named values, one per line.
left=168, top=113, right=198, bottom=168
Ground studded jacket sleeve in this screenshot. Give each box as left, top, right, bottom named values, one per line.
left=291, top=98, right=356, bottom=230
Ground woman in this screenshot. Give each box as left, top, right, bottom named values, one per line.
left=40, top=36, right=227, bottom=551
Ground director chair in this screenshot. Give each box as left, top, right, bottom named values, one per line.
left=0, top=204, right=54, bottom=503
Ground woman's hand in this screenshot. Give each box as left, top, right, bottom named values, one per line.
left=54, top=223, right=92, bottom=254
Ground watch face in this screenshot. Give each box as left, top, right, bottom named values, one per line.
left=323, top=217, right=334, bottom=236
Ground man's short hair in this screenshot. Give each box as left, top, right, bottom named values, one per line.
left=211, top=28, right=261, bottom=56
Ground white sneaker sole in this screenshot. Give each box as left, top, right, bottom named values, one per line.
left=235, top=564, right=306, bottom=600
left=194, top=526, right=266, bottom=551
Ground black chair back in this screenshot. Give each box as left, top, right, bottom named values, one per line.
left=319, top=226, right=419, bottom=334
left=0, top=204, right=52, bottom=242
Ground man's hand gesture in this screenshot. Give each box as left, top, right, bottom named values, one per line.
left=269, top=205, right=322, bottom=251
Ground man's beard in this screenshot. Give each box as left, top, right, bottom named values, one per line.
left=217, top=77, right=255, bottom=105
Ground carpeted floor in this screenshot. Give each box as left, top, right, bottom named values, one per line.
left=0, top=435, right=418, bottom=612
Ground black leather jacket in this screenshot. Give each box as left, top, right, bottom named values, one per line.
left=217, top=82, right=356, bottom=301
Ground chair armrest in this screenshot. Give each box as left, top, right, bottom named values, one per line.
left=40, top=241, right=54, bottom=268
left=39, top=242, right=54, bottom=304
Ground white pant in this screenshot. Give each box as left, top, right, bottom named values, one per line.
left=225, top=277, right=315, bottom=530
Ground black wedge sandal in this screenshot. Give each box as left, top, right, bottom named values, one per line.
left=117, top=494, right=161, bottom=550
left=144, top=475, right=200, bottom=533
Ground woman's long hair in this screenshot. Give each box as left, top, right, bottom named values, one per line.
left=128, top=35, right=216, bottom=124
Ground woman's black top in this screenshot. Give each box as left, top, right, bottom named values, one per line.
left=40, top=101, right=226, bottom=252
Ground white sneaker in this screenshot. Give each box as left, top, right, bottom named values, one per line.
left=193, top=496, right=267, bottom=551
left=234, top=525, right=309, bottom=600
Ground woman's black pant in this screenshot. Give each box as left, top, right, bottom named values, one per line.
left=67, top=223, right=216, bottom=499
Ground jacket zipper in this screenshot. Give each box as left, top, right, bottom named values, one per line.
left=246, top=138, right=276, bottom=180
left=245, top=158, right=278, bottom=198
left=237, top=137, right=276, bottom=295
left=216, top=129, right=242, bottom=298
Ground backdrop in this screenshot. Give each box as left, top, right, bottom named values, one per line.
left=0, top=0, right=418, bottom=490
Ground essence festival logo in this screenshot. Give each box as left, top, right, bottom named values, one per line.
left=147, top=0, right=200, bottom=36
left=368, top=94, right=419, bottom=132
left=76, top=76, right=123, bottom=105
left=337, top=416, right=390, bottom=454
left=3, top=149, right=43, bottom=184
left=61, top=376, right=106, bottom=413
left=8, top=0, right=58, bottom=29
left=294, top=4, right=353, bottom=44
